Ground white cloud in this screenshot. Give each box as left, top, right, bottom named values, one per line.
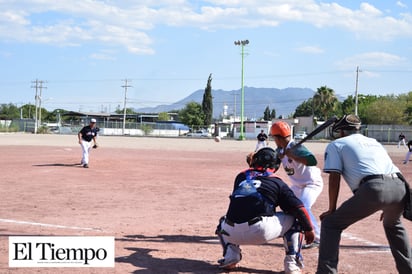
left=0, top=10, right=29, bottom=25
left=90, top=49, right=116, bottom=61
left=295, top=46, right=324, bottom=54
left=0, top=1, right=156, bottom=53
left=0, top=1, right=412, bottom=54
left=362, top=70, right=381, bottom=78
left=396, top=1, right=407, bottom=9
left=336, top=52, right=407, bottom=70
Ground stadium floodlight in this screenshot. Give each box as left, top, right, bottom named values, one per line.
left=234, top=39, right=249, bottom=140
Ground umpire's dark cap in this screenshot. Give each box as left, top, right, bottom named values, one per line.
left=333, top=114, right=361, bottom=131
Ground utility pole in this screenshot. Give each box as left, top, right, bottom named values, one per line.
left=121, top=79, right=132, bottom=135
left=354, top=66, right=361, bottom=116
left=31, top=79, right=48, bottom=134
left=38, top=80, right=47, bottom=130
left=32, top=79, right=39, bottom=134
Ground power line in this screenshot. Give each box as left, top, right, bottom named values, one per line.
left=1, top=68, right=412, bottom=87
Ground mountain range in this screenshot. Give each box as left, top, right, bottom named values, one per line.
left=135, top=86, right=315, bottom=119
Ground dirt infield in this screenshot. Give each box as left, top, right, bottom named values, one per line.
left=0, top=133, right=411, bottom=274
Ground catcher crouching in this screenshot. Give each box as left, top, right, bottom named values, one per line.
left=215, top=147, right=314, bottom=274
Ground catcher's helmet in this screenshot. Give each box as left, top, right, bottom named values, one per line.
left=330, top=114, right=361, bottom=139
left=270, top=121, right=291, bottom=138
left=252, top=147, right=280, bottom=170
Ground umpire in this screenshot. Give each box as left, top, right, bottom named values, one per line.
left=316, top=114, right=412, bottom=274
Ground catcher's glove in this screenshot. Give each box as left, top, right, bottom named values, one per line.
left=92, top=143, right=98, bottom=149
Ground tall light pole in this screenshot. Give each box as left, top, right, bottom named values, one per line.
left=234, top=39, right=249, bottom=140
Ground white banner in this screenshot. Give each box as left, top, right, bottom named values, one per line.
left=9, top=236, right=114, bottom=267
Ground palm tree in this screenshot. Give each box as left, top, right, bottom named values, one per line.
left=312, top=86, right=338, bottom=121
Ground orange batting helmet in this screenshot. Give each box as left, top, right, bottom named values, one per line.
left=270, top=121, right=291, bottom=137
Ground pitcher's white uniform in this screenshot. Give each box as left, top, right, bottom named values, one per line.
left=78, top=119, right=98, bottom=168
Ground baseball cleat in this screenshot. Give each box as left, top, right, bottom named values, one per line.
left=302, top=240, right=320, bottom=249
left=284, top=254, right=303, bottom=274
left=286, top=270, right=302, bottom=274
left=218, top=244, right=242, bottom=270
left=83, top=164, right=89, bottom=168
left=218, top=258, right=240, bottom=270
left=218, top=261, right=238, bottom=270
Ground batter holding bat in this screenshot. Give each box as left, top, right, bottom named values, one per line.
left=78, top=118, right=99, bottom=168
left=270, top=121, right=323, bottom=248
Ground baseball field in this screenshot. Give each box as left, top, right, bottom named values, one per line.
left=0, top=133, right=411, bottom=274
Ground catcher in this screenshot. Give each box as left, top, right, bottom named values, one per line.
left=216, top=147, right=315, bottom=274
left=78, top=118, right=99, bottom=168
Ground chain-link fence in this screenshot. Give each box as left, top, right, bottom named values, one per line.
left=7, top=118, right=412, bottom=144
left=10, top=119, right=194, bottom=137
left=363, top=125, right=412, bottom=143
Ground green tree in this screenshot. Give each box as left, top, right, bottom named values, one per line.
left=202, top=73, right=213, bottom=126
left=295, top=99, right=313, bottom=117
left=21, top=104, right=37, bottom=119
left=115, top=108, right=135, bottom=114
left=263, top=106, right=271, bottom=121
left=397, top=92, right=412, bottom=124
left=340, top=94, right=377, bottom=120
left=158, top=112, right=170, bottom=121
left=356, top=94, right=379, bottom=123
left=141, top=124, right=153, bottom=135
left=179, top=101, right=205, bottom=129
left=363, top=95, right=404, bottom=124
left=270, top=109, right=276, bottom=119
left=312, top=86, right=339, bottom=120
left=0, top=103, right=20, bottom=119
left=43, top=109, right=67, bottom=123
left=37, top=106, right=51, bottom=124
left=294, top=98, right=324, bottom=118
left=340, top=95, right=355, bottom=115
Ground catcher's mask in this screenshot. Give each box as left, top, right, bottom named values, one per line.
left=252, top=147, right=281, bottom=171
left=329, top=114, right=361, bottom=139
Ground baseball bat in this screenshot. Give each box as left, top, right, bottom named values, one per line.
left=295, top=115, right=338, bottom=146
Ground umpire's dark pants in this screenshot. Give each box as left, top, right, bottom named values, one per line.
left=316, top=176, right=412, bottom=274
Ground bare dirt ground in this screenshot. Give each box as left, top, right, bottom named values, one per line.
left=0, top=133, right=411, bottom=274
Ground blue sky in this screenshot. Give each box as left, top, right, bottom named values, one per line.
left=1, top=0, right=411, bottom=113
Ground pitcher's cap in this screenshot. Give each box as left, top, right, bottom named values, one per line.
left=90, top=118, right=96, bottom=123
